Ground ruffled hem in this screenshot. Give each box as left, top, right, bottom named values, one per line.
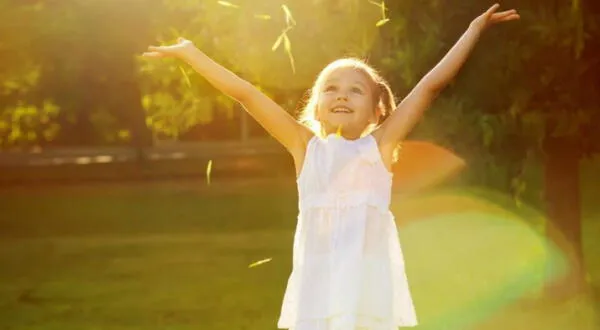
left=283, top=314, right=418, bottom=330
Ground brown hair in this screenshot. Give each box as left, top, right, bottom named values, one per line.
left=298, top=58, right=397, bottom=137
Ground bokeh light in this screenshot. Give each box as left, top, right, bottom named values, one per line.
left=390, top=188, right=600, bottom=329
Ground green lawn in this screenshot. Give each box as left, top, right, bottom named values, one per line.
left=0, top=175, right=598, bottom=330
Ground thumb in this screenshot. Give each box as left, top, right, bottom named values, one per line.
left=485, top=3, right=501, bottom=17
left=148, top=45, right=177, bottom=54
left=148, top=45, right=164, bottom=52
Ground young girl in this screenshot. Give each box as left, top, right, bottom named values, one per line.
left=144, top=4, right=519, bottom=329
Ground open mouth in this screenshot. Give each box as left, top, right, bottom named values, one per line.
left=331, top=106, right=353, bottom=114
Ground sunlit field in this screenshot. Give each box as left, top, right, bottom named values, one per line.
left=1, top=1, right=598, bottom=329
left=1, top=173, right=598, bottom=330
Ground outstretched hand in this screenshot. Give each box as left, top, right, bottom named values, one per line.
left=470, top=4, right=520, bottom=31
left=142, top=37, right=195, bottom=59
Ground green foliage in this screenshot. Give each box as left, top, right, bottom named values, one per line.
left=138, top=56, right=235, bottom=139
left=0, top=0, right=598, bottom=181
left=373, top=0, right=599, bottom=199
left=0, top=0, right=153, bottom=148
left=0, top=101, right=61, bottom=148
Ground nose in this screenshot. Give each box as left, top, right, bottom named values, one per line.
left=336, top=94, right=348, bottom=101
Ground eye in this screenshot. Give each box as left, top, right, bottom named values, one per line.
left=351, top=86, right=364, bottom=94
left=324, top=85, right=337, bottom=92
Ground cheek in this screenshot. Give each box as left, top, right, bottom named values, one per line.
left=316, top=95, right=332, bottom=117
left=357, top=96, right=376, bottom=115
left=315, top=101, right=326, bottom=120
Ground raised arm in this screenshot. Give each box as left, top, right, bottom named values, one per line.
left=374, top=4, right=519, bottom=150
left=143, top=38, right=313, bottom=154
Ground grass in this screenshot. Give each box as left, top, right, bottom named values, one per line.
left=0, top=173, right=598, bottom=329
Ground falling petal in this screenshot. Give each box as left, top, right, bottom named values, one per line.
left=376, top=18, right=390, bottom=27
left=281, top=4, right=296, bottom=26
left=249, top=258, right=272, bottom=268
left=217, top=1, right=240, bottom=9
left=206, top=160, right=213, bottom=185
left=179, top=66, right=192, bottom=89
left=336, top=124, right=343, bottom=137
left=272, top=33, right=284, bottom=51
left=254, top=14, right=271, bottom=20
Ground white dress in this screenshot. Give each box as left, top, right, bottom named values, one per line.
left=278, top=134, right=418, bottom=330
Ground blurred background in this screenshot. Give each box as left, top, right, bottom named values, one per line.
left=0, top=0, right=599, bottom=329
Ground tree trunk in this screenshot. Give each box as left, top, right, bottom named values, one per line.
left=542, top=136, right=586, bottom=298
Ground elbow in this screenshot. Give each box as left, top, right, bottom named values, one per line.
left=418, top=81, right=443, bottom=99
left=420, top=74, right=444, bottom=96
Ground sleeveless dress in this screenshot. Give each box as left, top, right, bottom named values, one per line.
left=277, top=134, right=418, bottom=330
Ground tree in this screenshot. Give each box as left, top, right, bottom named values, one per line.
left=0, top=2, right=62, bottom=149
left=376, top=0, right=599, bottom=297
left=0, top=0, right=153, bottom=150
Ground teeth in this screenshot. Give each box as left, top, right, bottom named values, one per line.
left=332, top=107, right=351, bottom=113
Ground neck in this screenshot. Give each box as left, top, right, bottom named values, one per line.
left=321, top=124, right=369, bottom=140
left=322, top=129, right=363, bottom=140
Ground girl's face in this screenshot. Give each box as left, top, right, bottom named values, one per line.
left=316, top=67, right=380, bottom=139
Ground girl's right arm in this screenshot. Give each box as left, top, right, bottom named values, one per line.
left=144, top=38, right=313, bottom=157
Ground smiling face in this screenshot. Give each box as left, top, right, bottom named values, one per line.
left=315, top=67, right=380, bottom=139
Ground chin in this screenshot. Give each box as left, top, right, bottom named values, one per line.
left=325, top=116, right=354, bottom=125
left=325, top=121, right=351, bottom=132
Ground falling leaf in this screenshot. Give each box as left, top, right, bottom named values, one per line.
left=248, top=258, right=272, bottom=268
left=336, top=124, right=343, bottom=137
left=217, top=1, right=240, bottom=9
left=283, top=33, right=291, bottom=53
left=206, top=160, right=213, bottom=185
left=254, top=14, right=271, bottom=20
left=179, top=66, right=192, bottom=89
left=368, top=0, right=383, bottom=8
left=283, top=34, right=295, bottom=74
left=271, top=33, right=284, bottom=51
left=376, top=18, right=390, bottom=27
left=369, top=1, right=388, bottom=20
left=281, top=4, right=296, bottom=26
left=287, top=52, right=296, bottom=74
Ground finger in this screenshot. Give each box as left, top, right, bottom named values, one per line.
left=150, top=44, right=182, bottom=52
left=501, top=14, right=520, bottom=21
left=492, top=9, right=518, bottom=19
left=142, top=52, right=165, bottom=58
left=492, top=13, right=520, bottom=23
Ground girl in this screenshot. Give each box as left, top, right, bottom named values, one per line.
left=144, top=4, right=519, bottom=329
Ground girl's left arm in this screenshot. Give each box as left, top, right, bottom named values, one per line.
left=375, top=4, right=519, bottom=149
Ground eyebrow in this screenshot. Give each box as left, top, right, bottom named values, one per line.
left=323, top=79, right=369, bottom=90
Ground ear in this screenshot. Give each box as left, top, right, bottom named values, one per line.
left=315, top=106, right=321, bottom=121
left=371, top=106, right=383, bottom=124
